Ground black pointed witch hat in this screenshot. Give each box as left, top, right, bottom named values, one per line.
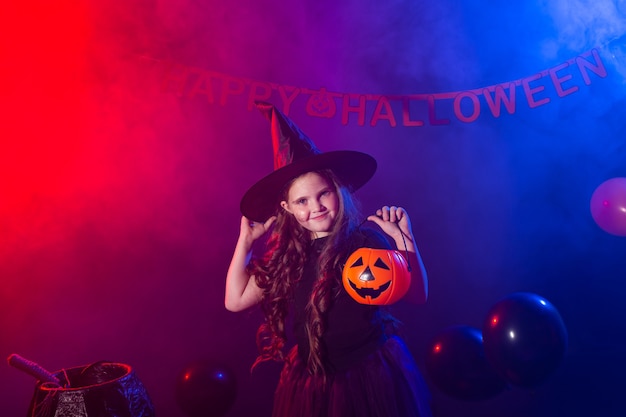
left=240, top=101, right=377, bottom=222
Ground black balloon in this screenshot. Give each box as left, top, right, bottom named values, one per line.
left=482, top=292, right=568, bottom=388
left=425, top=325, right=507, bottom=401
left=175, top=360, right=237, bottom=417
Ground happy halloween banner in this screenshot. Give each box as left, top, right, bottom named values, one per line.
left=158, top=48, right=607, bottom=127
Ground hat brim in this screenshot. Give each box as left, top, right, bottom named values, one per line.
left=240, top=150, right=376, bottom=222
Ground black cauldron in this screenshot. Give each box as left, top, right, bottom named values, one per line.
left=27, top=361, right=155, bottom=417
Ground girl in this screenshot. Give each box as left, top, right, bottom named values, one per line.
left=225, top=102, right=432, bottom=417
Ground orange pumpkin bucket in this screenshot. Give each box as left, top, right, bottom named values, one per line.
left=342, top=248, right=411, bottom=305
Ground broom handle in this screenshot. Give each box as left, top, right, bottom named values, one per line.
left=7, top=354, right=62, bottom=386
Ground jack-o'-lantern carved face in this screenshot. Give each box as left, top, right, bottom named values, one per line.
left=342, top=248, right=411, bottom=305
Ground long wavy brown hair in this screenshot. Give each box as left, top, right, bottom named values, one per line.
left=247, top=169, right=362, bottom=375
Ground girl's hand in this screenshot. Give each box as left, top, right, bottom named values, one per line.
left=367, top=206, right=413, bottom=242
left=239, top=215, right=276, bottom=243
left=367, top=206, right=429, bottom=305
left=226, top=216, right=273, bottom=312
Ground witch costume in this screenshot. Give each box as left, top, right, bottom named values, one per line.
left=240, top=101, right=432, bottom=417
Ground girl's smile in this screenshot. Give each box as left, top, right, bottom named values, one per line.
left=280, top=172, right=339, bottom=238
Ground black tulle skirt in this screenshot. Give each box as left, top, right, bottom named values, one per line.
left=272, top=336, right=433, bottom=417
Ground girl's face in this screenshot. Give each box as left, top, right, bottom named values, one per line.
left=280, top=172, right=339, bottom=238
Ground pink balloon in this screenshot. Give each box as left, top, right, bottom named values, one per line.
left=590, top=177, right=626, bottom=236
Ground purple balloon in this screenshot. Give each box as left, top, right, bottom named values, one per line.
left=590, top=177, right=626, bottom=236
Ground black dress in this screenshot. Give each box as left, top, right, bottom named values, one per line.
left=271, top=228, right=432, bottom=417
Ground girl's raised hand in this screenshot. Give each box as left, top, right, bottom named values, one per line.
left=368, top=206, right=428, bottom=304
left=367, top=206, right=413, bottom=242
left=240, top=215, right=276, bottom=243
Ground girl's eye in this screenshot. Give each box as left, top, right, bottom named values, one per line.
left=297, top=198, right=307, bottom=204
